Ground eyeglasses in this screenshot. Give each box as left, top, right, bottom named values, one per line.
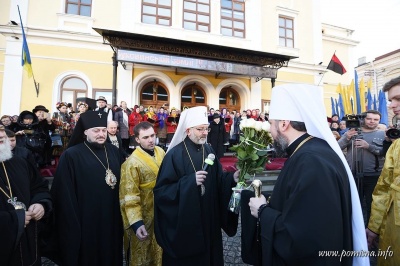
left=194, top=127, right=211, bottom=133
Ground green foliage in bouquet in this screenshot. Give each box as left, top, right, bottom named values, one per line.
left=229, top=118, right=273, bottom=184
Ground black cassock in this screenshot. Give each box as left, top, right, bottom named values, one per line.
left=49, top=142, right=123, bottom=266
left=0, top=156, right=52, bottom=266
left=248, top=134, right=353, bottom=266
left=154, top=137, right=238, bottom=266
left=207, top=121, right=226, bottom=159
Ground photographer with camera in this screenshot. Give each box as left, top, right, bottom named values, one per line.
left=366, top=76, right=400, bottom=264
left=338, top=110, right=385, bottom=223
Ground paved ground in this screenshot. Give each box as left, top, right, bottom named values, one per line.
left=41, top=185, right=377, bottom=266
left=222, top=216, right=251, bottom=266
left=42, top=214, right=377, bottom=266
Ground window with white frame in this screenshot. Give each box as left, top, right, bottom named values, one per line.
left=220, top=0, right=245, bottom=38
left=65, top=0, right=92, bottom=17
left=183, top=0, right=210, bottom=32
left=279, top=16, right=294, bottom=48
left=61, top=77, right=87, bottom=108
left=142, top=0, right=172, bottom=26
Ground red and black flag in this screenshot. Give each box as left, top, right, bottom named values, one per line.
left=327, top=53, right=347, bottom=75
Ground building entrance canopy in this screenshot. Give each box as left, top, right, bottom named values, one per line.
left=94, top=28, right=296, bottom=80
left=118, top=49, right=279, bottom=78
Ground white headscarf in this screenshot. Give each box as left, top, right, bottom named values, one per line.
left=167, top=106, right=209, bottom=153
left=269, top=84, right=369, bottom=266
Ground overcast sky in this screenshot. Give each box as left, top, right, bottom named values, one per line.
left=321, top=0, right=400, bottom=69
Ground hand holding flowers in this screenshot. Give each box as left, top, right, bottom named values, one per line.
left=228, top=118, right=272, bottom=213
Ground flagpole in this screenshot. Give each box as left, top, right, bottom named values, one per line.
left=317, top=72, right=325, bottom=86
left=32, top=73, right=39, bottom=97
left=18, top=5, right=39, bottom=97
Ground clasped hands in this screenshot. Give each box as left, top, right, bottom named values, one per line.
left=25, top=203, right=45, bottom=227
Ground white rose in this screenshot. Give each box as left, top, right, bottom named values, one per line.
left=255, top=121, right=262, bottom=131
left=239, top=118, right=247, bottom=130
left=262, top=121, right=271, bottom=132
left=247, top=118, right=256, bottom=129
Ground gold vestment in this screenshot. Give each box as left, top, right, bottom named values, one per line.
left=368, top=139, right=400, bottom=265
left=120, top=146, right=165, bottom=266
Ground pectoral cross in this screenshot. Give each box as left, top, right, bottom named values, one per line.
left=98, top=113, right=102, bottom=118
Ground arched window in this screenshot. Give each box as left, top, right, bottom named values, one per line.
left=140, top=80, right=169, bottom=109
left=219, top=86, right=241, bottom=112
left=181, top=83, right=206, bottom=109
left=61, top=77, right=87, bottom=108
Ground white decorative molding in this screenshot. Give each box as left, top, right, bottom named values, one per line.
left=57, top=13, right=95, bottom=34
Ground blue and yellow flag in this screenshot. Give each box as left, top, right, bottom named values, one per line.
left=18, top=6, right=33, bottom=78
left=354, top=70, right=361, bottom=114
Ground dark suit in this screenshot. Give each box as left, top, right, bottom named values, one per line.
left=114, top=109, right=131, bottom=152
left=107, top=133, right=129, bottom=160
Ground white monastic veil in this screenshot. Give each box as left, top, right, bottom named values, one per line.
left=167, top=106, right=209, bottom=153
left=269, top=84, right=369, bottom=266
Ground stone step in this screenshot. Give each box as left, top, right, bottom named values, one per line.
left=245, top=170, right=280, bottom=194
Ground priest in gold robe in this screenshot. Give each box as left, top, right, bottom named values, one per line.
left=366, top=76, right=400, bottom=266
left=120, top=121, right=165, bottom=266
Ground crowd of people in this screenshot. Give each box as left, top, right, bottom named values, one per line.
left=1, top=76, right=400, bottom=265
left=0, top=96, right=273, bottom=172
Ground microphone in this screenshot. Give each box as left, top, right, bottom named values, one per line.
left=202, top=153, right=215, bottom=171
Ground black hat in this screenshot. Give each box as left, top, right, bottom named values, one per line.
left=23, top=113, right=35, bottom=119
left=67, top=110, right=108, bottom=148
left=213, top=113, right=220, bottom=119
left=32, top=105, right=49, bottom=113
left=18, top=110, right=37, bottom=123
left=80, top=111, right=107, bottom=130
left=96, top=96, right=107, bottom=103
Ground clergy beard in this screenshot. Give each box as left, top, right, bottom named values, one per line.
left=86, top=140, right=105, bottom=149
left=188, top=133, right=207, bottom=145
left=273, top=130, right=289, bottom=157
left=0, top=138, right=13, bottom=162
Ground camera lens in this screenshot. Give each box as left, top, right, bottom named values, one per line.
left=386, top=128, right=400, bottom=139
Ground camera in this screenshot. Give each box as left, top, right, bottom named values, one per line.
left=342, top=114, right=366, bottom=129
left=386, top=124, right=400, bottom=139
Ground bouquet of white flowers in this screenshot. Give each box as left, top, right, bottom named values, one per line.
left=228, top=118, right=272, bottom=213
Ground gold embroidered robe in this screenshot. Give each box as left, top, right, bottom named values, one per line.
left=368, top=139, right=400, bottom=265
left=120, top=146, right=165, bottom=266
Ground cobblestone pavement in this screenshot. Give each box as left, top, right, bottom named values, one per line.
left=222, top=216, right=251, bottom=266
left=221, top=205, right=378, bottom=266
left=43, top=205, right=377, bottom=266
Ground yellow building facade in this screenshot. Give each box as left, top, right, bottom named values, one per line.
left=0, top=0, right=357, bottom=116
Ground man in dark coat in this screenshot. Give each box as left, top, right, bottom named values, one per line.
left=5, top=129, right=37, bottom=168
left=94, top=96, right=114, bottom=121
left=154, top=106, right=240, bottom=266
left=106, top=120, right=129, bottom=160
left=247, top=84, right=368, bottom=266
left=113, top=101, right=131, bottom=153
left=207, top=113, right=225, bottom=159
left=0, top=125, right=52, bottom=266
left=33, top=105, right=56, bottom=167
left=49, top=110, right=124, bottom=266
left=13, top=110, right=48, bottom=168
